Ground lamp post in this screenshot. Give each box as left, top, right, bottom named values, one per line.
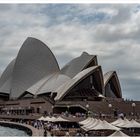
left=18, top=107, right=21, bottom=115
left=108, top=104, right=112, bottom=118
left=67, top=105, right=70, bottom=112
left=51, top=105, right=54, bottom=115
left=65, top=105, right=69, bottom=117
left=132, top=103, right=136, bottom=117
left=10, top=107, right=13, bottom=115
left=86, top=104, right=89, bottom=117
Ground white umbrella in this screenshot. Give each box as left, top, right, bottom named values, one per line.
left=82, top=118, right=96, bottom=127
left=82, top=119, right=100, bottom=131
left=53, top=116, right=70, bottom=122
left=79, top=117, right=93, bottom=125
left=115, top=119, right=130, bottom=127
left=92, top=120, right=120, bottom=131
left=111, top=118, right=124, bottom=125
left=109, top=130, right=129, bottom=137
left=122, top=119, right=140, bottom=128
left=44, top=116, right=57, bottom=122
left=38, top=116, right=46, bottom=121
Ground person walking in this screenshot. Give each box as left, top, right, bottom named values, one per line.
left=44, top=128, right=47, bottom=137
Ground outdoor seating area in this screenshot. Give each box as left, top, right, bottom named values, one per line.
left=31, top=115, right=140, bottom=136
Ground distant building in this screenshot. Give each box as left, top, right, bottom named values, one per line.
left=0, top=37, right=123, bottom=116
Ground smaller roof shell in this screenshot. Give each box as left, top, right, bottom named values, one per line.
left=26, top=73, right=71, bottom=96
left=61, top=52, right=97, bottom=78
left=0, top=59, right=15, bottom=95
left=104, top=71, right=122, bottom=98
left=55, top=66, right=104, bottom=101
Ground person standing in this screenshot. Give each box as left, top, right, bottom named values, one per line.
left=44, top=128, right=47, bottom=137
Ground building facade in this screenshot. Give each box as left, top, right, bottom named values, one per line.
left=0, top=37, right=123, bottom=117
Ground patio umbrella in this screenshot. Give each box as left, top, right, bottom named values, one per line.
left=111, top=118, right=124, bottom=126
left=81, top=119, right=99, bottom=131
left=53, top=116, right=70, bottom=122
left=79, top=117, right=93, bottom=125
left=44, top=116, right=57, bottom=122
left=92, top=120, right=120, bottom=131
left=83, top=118, right=96, bottom=127
left=38, top=116, right=46, bottom=121
left=115, top=119, right=130, bottom=127
left=122, top=119, right=140, bottom=128
left=109, top=130, right=129, bottom=137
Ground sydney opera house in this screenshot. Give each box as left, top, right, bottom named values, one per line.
left=0, top=37, right=134, bottom=119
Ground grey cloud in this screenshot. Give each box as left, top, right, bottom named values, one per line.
left=120, top=77, right=140, bottom=100
left=110, top=5, right=134, bottom=24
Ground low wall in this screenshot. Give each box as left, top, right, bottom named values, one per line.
left=0, top=121, right=41, bottom=136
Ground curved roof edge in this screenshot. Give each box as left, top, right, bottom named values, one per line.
left=104, top=71, right=122, bottom=98
left=83, top=55, right=98, bottom=70
left=0, top=59, right=15, bottom=89
left=61, top=52, right=97, bottom=78
left=24, top=37, right=60, bottom=70
left=55, top=66, right=104, bottom=101
left=10, top=37, right=60, bottom=99
left=23, top=72, right=71, bottom=97
left=0, top=59, right=16, bottom=96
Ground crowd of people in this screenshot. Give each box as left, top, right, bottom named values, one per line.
left=1, top=107, right=140, bottom=137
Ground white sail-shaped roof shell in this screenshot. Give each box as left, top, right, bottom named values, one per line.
left=10, top=37, right=60, bottom=99
left=61, top=52, right=97, bottom=78
left=0, top=37, right=60, bottom=99
left=26, top=72, right=71, bottom=96
left=0, top=37, right=122, bottom=101
left=0, top=59, right=15, bottom=94
left=55, top=66, right=104, bottom=101
left=104, top=71, right=122, bottom=98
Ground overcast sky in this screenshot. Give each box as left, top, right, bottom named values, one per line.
left=0, top=4, right=140, bottom=100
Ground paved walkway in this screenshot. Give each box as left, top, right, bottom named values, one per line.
left=37, top=128, right=51, bottom=136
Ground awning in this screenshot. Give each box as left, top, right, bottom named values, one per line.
left=109, top=130, right=128, bottom=137
left=111, top=118, right=123, bottom=126
left=53, top=116, right=70, bottom=122
left=91, top=120, right=120, bottom=131
left=111, top=118, right=130, bottom=127
left=79, top=117, right=93, bottom=125
left=38, top=116, right=46, bottom=121
left=44, top=116, right=57, bottom=122
left=81, top=119, right=99, bottom=131
left=122, top=119, right=140, bottom=128
left=116, top=119, right=130, bottom=127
